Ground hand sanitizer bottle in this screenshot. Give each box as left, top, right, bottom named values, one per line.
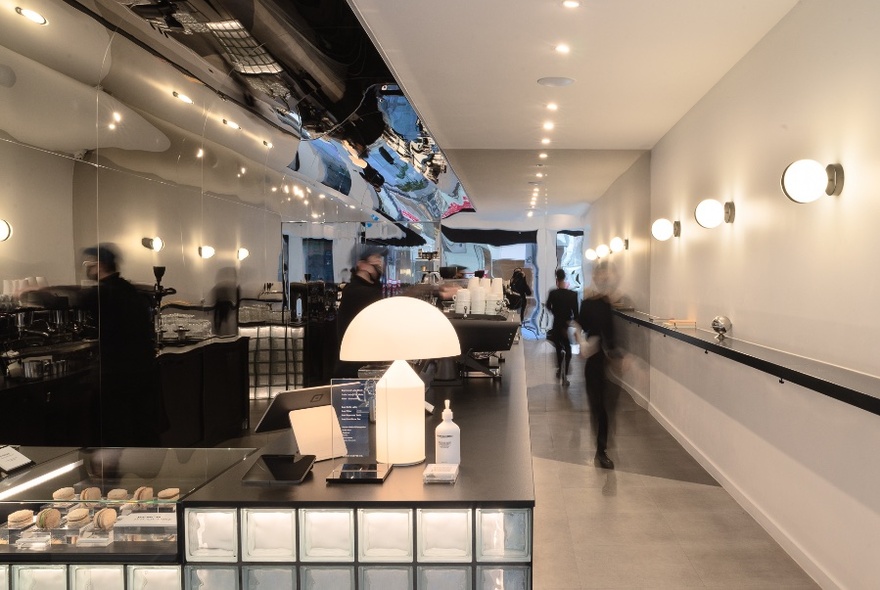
left=435, top=399, right=461, bottom=464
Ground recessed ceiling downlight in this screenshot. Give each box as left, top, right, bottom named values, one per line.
left=537, top=77, right=575, bottom=87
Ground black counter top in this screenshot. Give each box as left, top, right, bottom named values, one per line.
left=616, top=310, right=880, bottom=416
left=184, top=345, right=535, bottom=508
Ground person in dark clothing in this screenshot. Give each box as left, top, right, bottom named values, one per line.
left=509, top=267, right=532, bottom=323
left=81, top=244, right=161, bottom=447
left=334, top=246, right=386, bottom=378
left=546, top=268, right=578, bottom=385
left=576, top=260, right=621, bottom=470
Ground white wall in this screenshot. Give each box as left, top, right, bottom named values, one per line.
left=630, top=1, right=880, bottom=588
left=0, top=140, right=77, bottom=286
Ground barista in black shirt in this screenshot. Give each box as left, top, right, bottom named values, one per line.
left=333, top=246, right=386, bottom=378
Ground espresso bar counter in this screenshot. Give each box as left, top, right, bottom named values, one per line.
left=185, top=358, right=534, bottom=506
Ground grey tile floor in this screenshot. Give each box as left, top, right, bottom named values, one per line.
left=524, top=336, right=819, bottom=589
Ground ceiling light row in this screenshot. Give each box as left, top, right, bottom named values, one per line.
left=172, top=90, right=274, bottom=152
left=585, top=237, right=628, bottom=261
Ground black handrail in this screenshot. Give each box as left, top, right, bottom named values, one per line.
left=614, top=309, right=880, bottom=417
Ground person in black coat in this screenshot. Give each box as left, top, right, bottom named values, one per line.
left=81, top=244, right=161, bottom=447
left=576, top=260, right=621, bottom=470
left=546, top=269, right=578, bottom=385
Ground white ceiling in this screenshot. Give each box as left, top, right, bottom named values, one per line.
left=348, top=0, right=799, bottom=223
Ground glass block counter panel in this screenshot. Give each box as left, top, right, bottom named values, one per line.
left=359, top=565, right=413, bottom=590
left=185, top=565, right=240, bottom=590
left=417, top=566, right=472, bottom=590
left=185, top=508, right=239, bottom=562
left=475, top=508, right=531, bottom=562
left=417, top=509, right=472, bottom=563
left=69, top=565, right=125, bottom=590
left=242, top=566, right=296, bottom=590
left=477, top=565, right=531, bottom=590
left=11, top=565, right=67, bottom=590
left=241, top=509, right=296, bottom=562
left=357, top=509, right=413, bottom=562
left=298, top=509, right=354, bottom=562
left=300, top=565, right=354, bottom=590
left=127, top=565, right=182, bottom=590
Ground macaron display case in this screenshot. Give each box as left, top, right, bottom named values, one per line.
left=0, top=447, right=254, bottom=559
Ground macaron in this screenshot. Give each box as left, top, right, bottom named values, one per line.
left=80, top=487, right=102, bottom=502
left=93, top=507, right=117, bottom=531
left=36, top=507, right=62, bottom=530
left=106, top=488, right=129, bottom=501
left=66, top=508, right=90, bottom=528
left=157, top=488, right=180, bottom=501
left=133, top=486, right=154, bottom=502
left=7, top=509, right=34, bottom=528
left=52, top=486, right=75, bottom=501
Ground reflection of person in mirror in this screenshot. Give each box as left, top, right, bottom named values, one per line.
left=80, top=244, right=162, bottom=446
left=509, top=267, right=532, bottom=323
left=546, top=269, right=578, bottom=385
left=334, top=246, right=387, bottom=378
left=211, top=267, right=240, bottom=337
left=575, top=260, right=625, bottom=470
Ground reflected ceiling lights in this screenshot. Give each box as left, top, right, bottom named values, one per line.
left=198, top=245, right=215, bottom=259
left=15, top=7, right=46, bottom=25
left=541, top=138, right=551, bottom=145
left=563, top=0, right=581, bottom=7
left=172, top=91, right=193, bottom=104
left=236, top=248, right=249, bottom=261
left=555, top=44, right=570, bottom=54
left=543, top=121, right=555, bottom=130
left=539, top=153, right=548, bottom=159
left=222, top=119, right=240, bottom=130
left=546, top=103, right=558, bottom=111
left=537, top=77, right=575, bottom=87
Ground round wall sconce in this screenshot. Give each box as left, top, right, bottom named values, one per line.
left=0, top=219, right=12, bottom=242
left=198, top=245, right=215, bottom=259
left=694, top=199, right=735, bottom=228
left=651, top=218, right=680, bottom=241
left=236, top=247, right=250, bottom=261
left=141, top=236, right=164, bottom=251
left=595, top=244, right=610, bottom=258
left=585, top=248, right=598, bottom=261
left=781, top=159, right=844, bottom=203
left=609, top=237, right=628, bottom=252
